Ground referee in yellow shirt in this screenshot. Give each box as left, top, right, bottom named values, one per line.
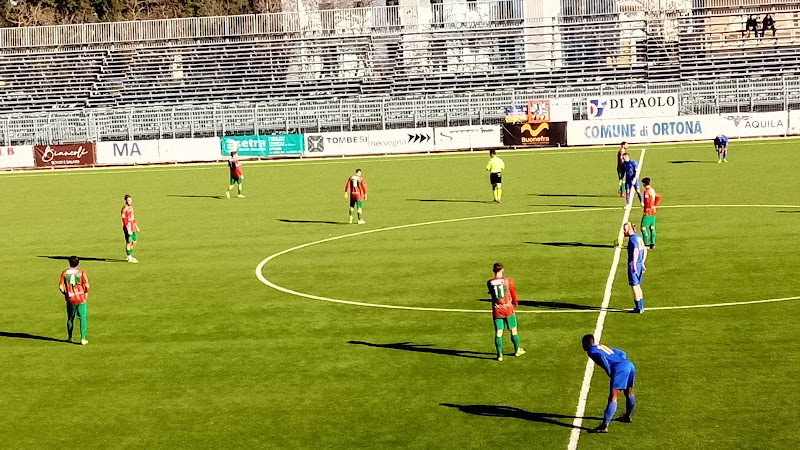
left=486, top=150, right=505, bottom=203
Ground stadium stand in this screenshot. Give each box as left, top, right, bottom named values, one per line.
left=0, top=0, right=798, bottom=139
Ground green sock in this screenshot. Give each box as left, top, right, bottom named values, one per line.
left=641, top=227, right=651, bottom=246
left=650, top=226, right=656, bottom=245
left=511, top=334, right=520, bottom=352
left=77, top=303, right=88, bottom=340
left=494, top=336, right=503, bottom=357
left=238, top=186, right=242, bottom=195
left=126, top=249, right=132, bottom=256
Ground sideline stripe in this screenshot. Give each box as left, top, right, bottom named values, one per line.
left=567, top=148, right=646, bottom=449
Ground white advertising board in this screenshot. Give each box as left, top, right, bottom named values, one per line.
left=0, top=145, right=34, bottom=169
left=303, top=128, right=437, bottom=157
left=587, top=93, right=679, bottom=120
left=789, top=110, right=800, bottom=135
left=434, top=125, right=501, bottom=151
left=718, top=111, right=787, bottom=138
left=96, top=140, right=160, bottom=165
left=304, top=131, right=370, bottom=157
left=369, top=128, right=436, bottom=153
left=568, top=115, right=719, bottom=145
left=158, top=137, right=220, bottom=162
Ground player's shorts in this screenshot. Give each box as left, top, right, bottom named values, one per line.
left=490, top=172, right=502, bottom=185
left=124, top=229, right=138, bottom=244
left=610, top=359, right=636, bottom=390
left=349, top=198, right=363, bottom=208
left=625, top=180, right=640, bottom=191
left=627, top=263, right=643, bottom=286
left=230, top=177, right=243, bottom=184
left=493, top=314, right=517, bottom=331
left=641, top=215, right=656, bottom=228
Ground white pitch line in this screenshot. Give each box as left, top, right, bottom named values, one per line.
left=567, top=148, right=646, bottom=449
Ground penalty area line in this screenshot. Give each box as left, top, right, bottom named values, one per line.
left=567, top=148, right=646, bottom=450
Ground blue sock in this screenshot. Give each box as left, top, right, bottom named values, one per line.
left=723, top=151, right=727, bottom=159
left=625, top=395, right=635, bottom=417
left=603, top=401, right=617, bottom=426
left=638, top=299, right=644, bottom=311
left=625, top=192, right=631, bottom=205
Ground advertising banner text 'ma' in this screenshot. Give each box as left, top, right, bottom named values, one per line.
left=34, top=143, right=96, bottom=168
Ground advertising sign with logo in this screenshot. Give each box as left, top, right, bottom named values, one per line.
left=567, top=115, right=719, bottom=145
left=304, top=131, right=371, bottom=157
left=502, top=122, right=568, bottom=147
left=34, top=143, right=96, bottom=168
left=96, top=140, right=160, bottom=165
left=368, top=128, right=436, bottom=154
left=720, top=111, right=788, bottom=138
left=587, top=94, right=679, bottom=120
left=0, top=145, right=35, bottom=169
left=789, top=110, right=800, bottom=135
left=434, top=125, right=502, bottom=151
left=221, top=134, right=304, bottom=157
left=158, top=137, right=220, bottom=162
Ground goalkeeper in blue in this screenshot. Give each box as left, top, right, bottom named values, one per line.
left=714, top=134, right=728, bottom=163
left=582, top=334, right=636, bottom=434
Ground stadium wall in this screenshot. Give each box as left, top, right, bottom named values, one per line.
left=0, top=114, right=795, bottom=171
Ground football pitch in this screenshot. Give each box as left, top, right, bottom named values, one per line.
left=1, top=139, right=799, bottom=448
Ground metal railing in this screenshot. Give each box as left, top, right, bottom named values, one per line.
left=0, top=76, right=796, bottom=145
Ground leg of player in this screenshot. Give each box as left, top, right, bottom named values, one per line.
left=723, top=147, right=728, bottom=163
left=349, top=207, right=354, bottom=224
left=510, top=329, right=525, bottom=357
left=589, top=389, right=619, bottom=433
left=619, top=387, right=635, bottom=423
left=356, top=201, right=365, bottom=224
left=66, top=303, right=76, bottom=342
left=494, top=319, right=504, bottom=361
left=77, top=302, right=88, bottom=345
left=635, top=185, right=643, bottom=205
left=237, top=179, right=244, bottom=198
left=227, top=178, right=235, bottom=198
left=632, top=284, right=644, bottom=313
left=618, top=172, right=624, bottom=197
left=640, top=217, right=651, bottom=247
left=496, top=183, right=502, bottom=203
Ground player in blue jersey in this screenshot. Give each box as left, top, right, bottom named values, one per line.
left=624, top=222, right=647, bottom=313
left=582, top=334, right=636, bottom=433
left=714, top=134, right=728, bottom=163
left=620, top=153, right=643, bottom=206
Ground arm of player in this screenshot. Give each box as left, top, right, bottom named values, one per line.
left=509, top=279, right=518, bottom=307
left=640, top=239, right=647, bottom=272
left=631, top=248, right=640, bottom=274
left=82, top=271, right=89, bottom=293
left=589, top=352, right=613, bottom=377
left=58, top=273, right=66, bottom=294
left=654, top=193, right=662, bottom=207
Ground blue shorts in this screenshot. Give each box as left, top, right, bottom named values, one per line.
left=610, top=360, right=636, bottom=391
left=627, top=265, right=643, bottom=286
left=625, top=180, right=640, bottom=191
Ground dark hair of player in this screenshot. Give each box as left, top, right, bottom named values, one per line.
left=620, top=141, right=627, bottom=146
left=642, top=177, right=650, bottom=185
left=69, top=256, right=79, bottom=267
left=355, top=168, right=361, bottom=173
left=582, top=334, right=595, bottom=350
left=492, top=262, right=503, bottom=274
left=489, top=150, right=496, bottom=156
left=124, top=194, right=131, bottom=201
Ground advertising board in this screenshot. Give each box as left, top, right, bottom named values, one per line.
left=33, top=143, right=95, bottom=168
left=587, top=93, right=679, bottom=120
left=158, top=138, right=220, bottom=162
left=221, top=135, right=304, bottom=157
left=0, top=145, right=35, bottom=169
left=96, top=140, right=160, bottom=165
left=719, top=111, right=787, bottom=138
left=434, top=125, right=502, bottom=151
left=502, top=123, right=568, bottom=146
left=568, top=115, right=718, bottom=145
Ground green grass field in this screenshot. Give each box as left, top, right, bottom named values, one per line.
left=1, top=139, right=799, bottom=448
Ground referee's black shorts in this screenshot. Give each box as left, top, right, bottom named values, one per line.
left=490, top=172, right=502, bottom=185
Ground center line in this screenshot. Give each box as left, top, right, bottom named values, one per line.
left=567, top=148, right=646, bottom=449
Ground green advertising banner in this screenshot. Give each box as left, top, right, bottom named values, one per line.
left=221, top=134, right=304, bottom=157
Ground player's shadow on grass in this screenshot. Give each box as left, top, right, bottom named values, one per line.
left=0, top=331, right=69, bottom=344
left=531, top=204, right=615, bottom=209
left=440, top=404, right=599, bottom=430
left=38, top=255, right=127, bottom=263
left=408, top=199, right=496, bottom=204
left=530, top=194, right=614, bottom=198
left=277, top=219, right=348, bottom=225
left=668, top=160, right=717, bottom=164
left=348, top=341, right=496, bottom=360
left=525, top=241, right=616, bottom=249
left=167, top=194, right=225, bottom=199
left=777, top=210, right=800, bottom=213
left=477, top=298, right=605, bottom=311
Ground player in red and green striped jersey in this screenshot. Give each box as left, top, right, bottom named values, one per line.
left=121, top=195, right=140, bottom=263
left=226, top=150, right=244, bottom=198
left=487, top=262, right=525, bottom=361
left=58, top=256, right=90, bottom=345
left=344, top=169, right=367, bottom=224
